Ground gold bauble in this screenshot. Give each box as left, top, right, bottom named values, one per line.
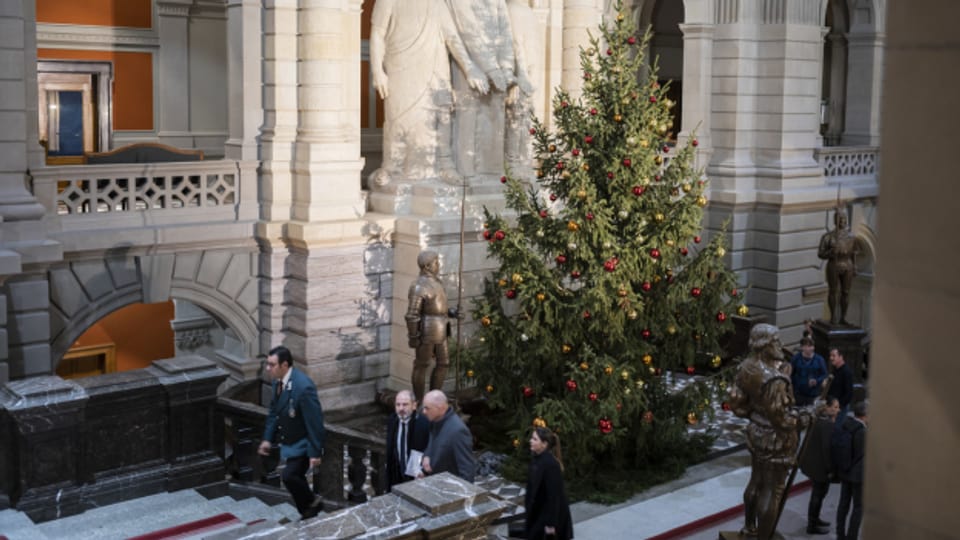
left=581, top=163, right=590, bottom=171
left=711, top=355, right=722, bottom=368
left=643, top=354, right=653, bottom=365
left=549, top=144, right=557, bottom=152
left=513, top=438, right=520, bottom=448
left=737, top=304, right=749, bottom=316
left=617, top=287, right=628, bottom=297
left=697, top=195, right=708, bottom=207
left=580, top=362, right=589, bottom=371
left=636, top=379, right=645, bottom=388
left=512, top=273, right=523, bottom=284
left=658, top=124, right=668, bottom=134
left=533, top=417, right=547, bottom=427
left=668, top=325, right=676, bottom=334
left=577, top=189, right=587, bottom=199
left=498, top=278, right=508, bottom=287
left=717, top=247, right=726, bottom=257
left=567, top=220, right=579, bottom=231
left=562, top=171, right=571, bottom=178
left=562, top=344, right=572, bottom=353
left=614, top=114, right=623, bottom=122
left=682, top=183, right=692, bottom=193
left=655, top=213, right=665, bottom=222
left=486, top=385, right=494, bottom=393
left=655, top=155, right=663, bottom=165
left=481, top=316, right=491, bottom=327
left=628, top=310, right=638, bottom=320
left=536, top=292, right=546, bottom=302
left=536, top=169, right=544, bottom=178
left=640, top=139, right=649, bottom=148
left=621, top=370, right=630, bottom=380
left=467, top=369, right=475, bottom=377
left=604, top=365, right=614, bottom=375
left=617, top=12, right=624, bottom=21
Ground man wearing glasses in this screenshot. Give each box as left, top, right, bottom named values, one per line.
left=258, top=345, right=326, bottom=519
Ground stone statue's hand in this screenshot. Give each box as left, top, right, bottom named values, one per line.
left=488, top=69, right=508, bottom=93
left=518, top=74, right=535, bottom=96
left=373, top=71, right=389, bottom=100
left=506, top=84, right=520, bottom=106
left=466, top=65, right=489, bottom=94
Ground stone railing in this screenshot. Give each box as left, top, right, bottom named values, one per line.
left=29, top=159, right=258, bottom=252
left=815, top=146, right=879, bottom=183
left=217, top=382, right=389, bottom=509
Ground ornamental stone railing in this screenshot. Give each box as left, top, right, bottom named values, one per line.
left=29, top=159, right=258, bottom=253
left=815, top=146, right=880, bottom=183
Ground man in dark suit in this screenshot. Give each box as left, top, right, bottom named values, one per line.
left=386, top=389, right=429, bottom=490
left=420, top=390, right=476, bottom=482
left=835, top=400, right=868, bottom=540
left=258, top=346, right=326, bottom=520
left=800, top=396, right=840, bottom=534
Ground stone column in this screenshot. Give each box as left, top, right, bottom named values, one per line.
left=842, top=31, right=883, bottom=146
left=824, top=31, right=847, bottom=146
left=157, top=0, right=193, bottom=147
left=291, top=0, right=365, bottom=223
left=561, top=0, right=601, bottom=97
left=678, top=22, right=715, bottom=164
left=224, top=0, right=263, bottom=160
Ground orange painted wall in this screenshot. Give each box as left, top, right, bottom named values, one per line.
left=38, top=48, right=154, bottom=131
left=70, top=301, right=175, bottom=372
left=37, top=0, right=152, bottom=29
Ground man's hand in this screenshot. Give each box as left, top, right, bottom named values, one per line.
left=258, top=440, right=272, bottom=456
left=421, top=456, right=432, bottom=474
left=545, top=526, right=556, bottom=536
left=310, top=457, right=322, bottom=468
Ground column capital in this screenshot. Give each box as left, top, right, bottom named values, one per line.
left=678, top=23, right=716, bottom=37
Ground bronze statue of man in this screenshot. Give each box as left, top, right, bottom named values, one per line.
left=817, top=208, right=858, bottom=325
left=729, top=323, right=809, bottom=539
left=405, top=250, right=457, bottom=402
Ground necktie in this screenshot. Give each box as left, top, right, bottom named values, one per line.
left=399, top=420, right=407, bottom=469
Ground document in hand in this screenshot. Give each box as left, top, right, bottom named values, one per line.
left=405, top=449, right=424, bottom=477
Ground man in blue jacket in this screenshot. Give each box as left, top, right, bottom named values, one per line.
left=258, top=346, right=326, bottom=519
left=791, top=337, right=828, bottom=406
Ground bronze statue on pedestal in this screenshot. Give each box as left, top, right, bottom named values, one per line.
left=405, top=250, right=458, bottom=402
left=728, top=324, right=810, bottom=539
left=817, top=207, right=858, bottom=325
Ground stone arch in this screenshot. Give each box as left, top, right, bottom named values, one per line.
left=48, top=248, right=260, bottom=382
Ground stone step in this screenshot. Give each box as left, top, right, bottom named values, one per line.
left=0, top=508, right=53, bottom=540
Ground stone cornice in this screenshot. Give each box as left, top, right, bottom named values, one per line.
left=37, top=23, right=159, bottom=49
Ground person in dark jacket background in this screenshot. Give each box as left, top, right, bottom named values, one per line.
left=835, top=400, right=868, bottom=540
left=827, top=348, right=854, bottom=419
left=799, top=396, right=840, bottom=534
left=525, top=426, right=573, bottom=540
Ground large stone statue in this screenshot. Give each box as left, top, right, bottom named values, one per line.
left=446, top=0, right=516, bottom=182
left=369, top=0, right=489, bottom=187
left=504, top=0, right=541, bottom=176
left=728, top=324, right=809, bottom=539
left=817, top=207, right=858, bottom=325
left=405, top=251, right=457, bottom=402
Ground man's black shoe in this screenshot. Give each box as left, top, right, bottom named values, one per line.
left=814, top=518, right=830, bottom=527
left=300, top=497, right=323, bottom=520
left=806, top=524, right=830, bottom=535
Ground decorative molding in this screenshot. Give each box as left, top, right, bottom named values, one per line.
left=157, top=1, right=193, bottom=18
left=37, top=24, right=159, bottom=50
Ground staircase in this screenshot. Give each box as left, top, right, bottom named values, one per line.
left=0, top=488, right=299, bottom=540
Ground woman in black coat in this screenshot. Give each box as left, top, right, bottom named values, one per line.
left=525, top=427, right=573, bottom=539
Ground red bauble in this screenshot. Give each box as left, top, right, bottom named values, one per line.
left=505, top=289, right=517, bottom=299
left=641, top=281, right=652, bottom=292
left=539, top=210, right=548, bottom=218
left=692, top=139, right=699, bottom=147
left=590, top=107, right=598, bottom=116
left=663, top=146, right=670, bottom=153
left=483, top=230, right=492, bottom=240
left=494, top=230, right=505, bottom=240
left=584, top=135, right=594, bottom=144
left=571, top=270, right=581, bottom=279
left=694, top=236, right=702, bottom=244
left=583, top=72, right=591, bottom=80
left=649, top=96, right=657, bottom=103
left=556, top=254, right=567, bottom=264
left=655, top=367, right=663, bottom=376
left=572, top=148, right=581, bottom=156
left=731, top=288, right=739, bottom=297
left=650, top=248, right=661, bottom=259
left=583, top=310, right=591, bottom=319
left=722, top=402, right=731, bottom=412
left=616, top=402, right=623, bottom=410
left=586, top=212, right=594, bottom=220
left=598, top=418, right=613, bottom=434
left=561, top=101, right=569, bottom=108
left=686, top=366, right=695, bottom=375
left=641, top=329, right=652, bottom=339
left=623, top=158, right=632, bottom=167
left=566, top=379, right=578, bottom=392
left=589, top=392, right=599, bottom=401
left=523, top=386, right=534, bottom=398
left=680, top=247, right=689, bottom=256
left=691, top=287, right=701, bottom=297
left=556, top=161, right=565, bottom=170
left=529, top=128, right=536, bottom=135
left=607, top=172, right=615, bottom=179
left=717, top=311, right=727, bottom=322
left=654, top=174, right=662, bottom=182
left=606, top=48, right=613, bottom=56
left=604, top=260, right=616, bottom=272
left=633, top=185, right=644, bottom=196
left=627, top=36, right=637, bottom=45
left=550, top=194, right=558, bottom=201
left=642, top=411, right=654, bottom=424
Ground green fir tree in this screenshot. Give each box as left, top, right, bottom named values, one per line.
left=463, top=2, right=746, bottom=486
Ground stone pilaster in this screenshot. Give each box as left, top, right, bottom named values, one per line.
left=157, top=0, right=194, bottom=147
left=678, top=21, right=715, bottom=164
left=824, top=31, right=848, bottom=146
left=561, top=0, right=601, bottom=98
left=224, top=0, right=262, bottom=160
left=842, top=31, right=884, bottom=146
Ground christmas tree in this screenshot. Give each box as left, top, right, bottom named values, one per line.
left=463, top=2, right=745, bottom=481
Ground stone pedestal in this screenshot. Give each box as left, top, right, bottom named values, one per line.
left=812, top=320, right=868, bottom=384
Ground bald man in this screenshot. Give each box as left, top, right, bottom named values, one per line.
left=420, top=390, right=476, bottom=482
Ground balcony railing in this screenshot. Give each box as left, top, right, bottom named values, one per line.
left=28, top=159, right=259, bottom=252
left=816, top=146, right=879, bottom=183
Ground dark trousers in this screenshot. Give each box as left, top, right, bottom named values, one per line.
left=807, top=480, right=831, bottom=523
left=281, top=455, right=315, bottom=515
left=836, top=480, right=863, bottom=540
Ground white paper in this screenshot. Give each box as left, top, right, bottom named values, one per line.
left=405, top=449, right=423, bottom=478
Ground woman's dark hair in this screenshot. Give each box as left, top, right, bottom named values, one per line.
left=533, top=426, right=565, bottom=471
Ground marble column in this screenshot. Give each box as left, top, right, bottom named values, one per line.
left=561, top=0, right=601, bottom=97
left=842, top=31, right=883, bottom=146
left=678, top=21, right=715, bottom=165
left=157, top=0, right=194, bottom=147
left=224, top=0, right=263, bottom=160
